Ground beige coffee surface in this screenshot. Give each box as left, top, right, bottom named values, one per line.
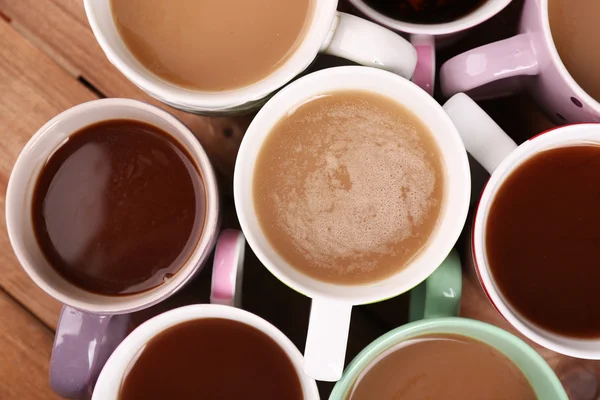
left=349, top=334, right=537, bottom=400
left=549, top=0, right=600, bottom=102
left=253, top=91, right=444, bottom=285
left=111, top=0, right=312, bottom=91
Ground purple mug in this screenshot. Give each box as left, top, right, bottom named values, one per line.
left=5, top=99, right=223, bottom=398
left=347, top=0, right=512, bottom=95
left=441, top=0, right=600, bottom=124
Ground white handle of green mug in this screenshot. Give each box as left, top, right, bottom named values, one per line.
left=443, top=93, right=518, bottom=173
left=321, top=12, right=418, bottom=80
left=304, top=298, right=353, bottom=382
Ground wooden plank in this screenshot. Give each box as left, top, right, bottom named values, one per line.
left=0, top=289, right=62, bottom=400
left=0, top=19, right=101, bottom=330
left=0, top=0, right=250, bottom=182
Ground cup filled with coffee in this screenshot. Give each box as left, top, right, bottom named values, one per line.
left=347, top=0, right=512, bottom=95
left=443, top=93, right=600, bottom=360
left=5, top=99, right=222, bottom=398
left=329, top=250, right=567, bottom=400
left=234, top=66, right=471, bottom=381
left=441, top=0, right=600, bottom=123
left=84, top=0, right=418, bottom=115
left=83, top=228, right=319, bottom=399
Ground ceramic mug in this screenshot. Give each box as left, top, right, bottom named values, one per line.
left=91, top=230, right=320, bottom=399
left=329, top=250, right=568, bottom=400
left=84, top=0, right=418, bottom=115
left=347, top=0, right=512, bottom=95
left=234, top=66, right=471, bottom=382
left=5, top=99, right=221, bottom=398
left=440, top=0, right=600, bottom=124
left=443, top=92, right=600, bottom=359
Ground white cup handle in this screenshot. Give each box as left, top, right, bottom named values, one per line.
left=443, top=93, right=518, bottom=173
left=321, top=12, right=418, bottom=79
left=303, top=298, right=352, bottom=382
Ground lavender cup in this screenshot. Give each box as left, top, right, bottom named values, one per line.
left=440, top=0, right=600, bottom=124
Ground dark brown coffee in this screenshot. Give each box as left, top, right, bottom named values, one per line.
left=487, top=145, right=600, bottom=338
left=119, top=318, right=303, bottom=400
left=349, top=334, right=537, bottom=400
left=363, top=0, right=486, bottom=24
left=32, top=120, right=205, bottom=295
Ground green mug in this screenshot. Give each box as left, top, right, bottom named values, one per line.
left=329, top=250, right=568, bottom=400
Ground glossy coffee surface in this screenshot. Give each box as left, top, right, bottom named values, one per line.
left=32, top=119, right=205, bottom=295
left=119, top=318, right=303, bottom=400
left=487, top=145, right=600, bottom=337
left=363, top=0, right=486, bottom=24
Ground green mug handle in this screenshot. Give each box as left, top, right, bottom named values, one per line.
left=409, top=249, right=462, bottom=322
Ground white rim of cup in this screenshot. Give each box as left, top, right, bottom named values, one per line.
left=473, top=123, right=600, bottom=359
left=536, top=0, right=600, bottom=114
left=347, top=0, right=512, bottom=36
left=234, top=66, right=471, bottom=305
left=92, top=304, right=320, bottom=399
left=83, top=0, right=338, bottom=111
left=6, top=98, right=220, bottom=314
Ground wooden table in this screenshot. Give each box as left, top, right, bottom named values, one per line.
left=0, top=0, right=596, bottom=399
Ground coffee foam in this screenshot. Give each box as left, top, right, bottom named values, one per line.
left=269, top=97, right=439, bottom=273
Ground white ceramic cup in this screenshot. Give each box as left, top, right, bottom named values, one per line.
left=84, top=0, right=418, bottom=115
left=443, top=93, right=600, bottom=360
left=6, top=98, right=220, bottom=315
left=234, top=66, right=471, bottom=381
left=348, top=0, right=512, bottom=95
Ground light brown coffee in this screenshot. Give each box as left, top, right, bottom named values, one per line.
left=253, top=91, right=444, bottom=285
left=349, top=334, right=537, bottom=400
left=111, top=0, right=313, bottom=91
left=549, top=0, right=600, bottom=102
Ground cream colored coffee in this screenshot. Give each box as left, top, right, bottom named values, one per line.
left=549, top=0, right=600, bottom=102
left=111, top=0, right=312, bottom=91
left=253, top=91, right=444, bottom=285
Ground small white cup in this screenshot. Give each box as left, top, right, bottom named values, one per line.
left=234, top=66, right=471, bottom=381
left=84, top=0, right=418, bottom=115
left=443, top=93, right=600, bottom=360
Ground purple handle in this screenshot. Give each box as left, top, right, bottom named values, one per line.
left=440, top=33, right=539, bottom=99
left=49, top=230, right=246, bottom=399
left=411, top=34, right=435, bottom=96
left=50, top=307, right=131, bottom=399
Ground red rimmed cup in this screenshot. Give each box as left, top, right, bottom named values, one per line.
left=443, top=93, right=600, bottom=360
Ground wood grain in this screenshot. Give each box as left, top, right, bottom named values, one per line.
left=0, top=0, right=250, bottom=183
left=0, top=18, right=98, bottom=330
left=0, top=289, right=61, bottom=400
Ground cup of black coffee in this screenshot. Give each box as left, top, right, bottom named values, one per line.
left=443, top=93, right=600, bottom=360
left=5, top=99, right=222, bottom=398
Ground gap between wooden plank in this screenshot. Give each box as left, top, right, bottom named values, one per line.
left=0, top=286, right=55, bottom=334
left=78, top=76, right=106, bottom=98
